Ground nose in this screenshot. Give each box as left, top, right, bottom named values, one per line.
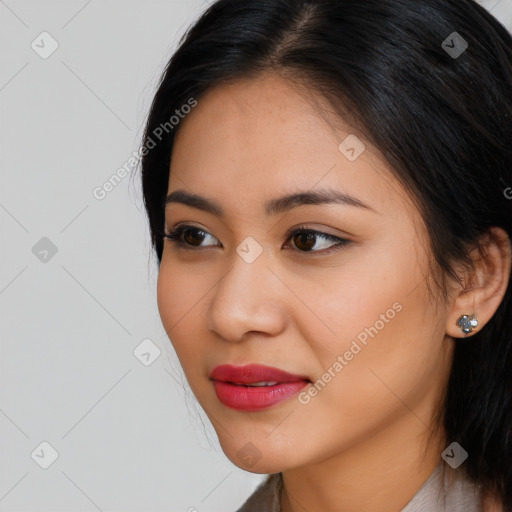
left=205, top=247, right=290, bottom=343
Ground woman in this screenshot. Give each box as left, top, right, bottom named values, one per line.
left=140, top=0, right=512, bottom=510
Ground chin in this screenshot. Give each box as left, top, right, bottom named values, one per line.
left=216, top=434, right=296, bottom=474
left=229, top=452, right=287, bottom=474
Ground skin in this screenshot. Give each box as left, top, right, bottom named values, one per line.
left=156, top=72, right=511, bottom=512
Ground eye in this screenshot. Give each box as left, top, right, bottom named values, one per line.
left=162, top=224, right=349, bottom=254
left=284, top=226, right=349, bottom=254
left=163, top=225, right=220, bottom=248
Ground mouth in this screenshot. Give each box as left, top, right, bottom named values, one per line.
left=210, top=364, right=311, bottom=411
left=223, top=381, right=281, bottom=387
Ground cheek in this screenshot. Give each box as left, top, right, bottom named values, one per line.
left=156, top=261, right=207, bottom=371
left=157, top=255, right=209, bottom=326
left=296, top=236, right=426, bottom=362
left=299, top=238, right=443, bottom=406
left=157, top=262, right=181, bottom=332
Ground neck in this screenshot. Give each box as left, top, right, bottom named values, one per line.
left=280, top=414, right=446, bottom=512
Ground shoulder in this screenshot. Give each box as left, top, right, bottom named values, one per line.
left=235, top=473, right=282, bottom=512
left=442, top=463, right=504, bottom=512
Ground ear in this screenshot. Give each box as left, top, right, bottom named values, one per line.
left=446, top=227, right=511, bottom=339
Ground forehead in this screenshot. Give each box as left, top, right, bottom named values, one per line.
left=168, top=73, right=414, bottom=219
left=173, top=73, right=363, bottom=160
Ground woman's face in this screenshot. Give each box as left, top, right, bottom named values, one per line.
left=157, top=73, right=454, bottom=474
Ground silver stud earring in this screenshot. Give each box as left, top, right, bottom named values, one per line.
left=456, top=314, right=478, bottom=335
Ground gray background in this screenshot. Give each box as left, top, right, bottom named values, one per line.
left=1, top=1, right=511, bottom=511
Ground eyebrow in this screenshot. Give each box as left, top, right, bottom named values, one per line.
left=164, top=188, right=376, bottom=216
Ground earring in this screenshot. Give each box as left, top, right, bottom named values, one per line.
left=456, top=314, right=479, bottom=335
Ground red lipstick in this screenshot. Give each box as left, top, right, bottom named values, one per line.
left=210, top=364, right=310, bottom=411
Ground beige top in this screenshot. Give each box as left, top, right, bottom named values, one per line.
left=236, top=461, right=485, bottom=512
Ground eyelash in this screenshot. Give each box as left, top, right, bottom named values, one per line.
left=162, top=224, right=350, bottom=255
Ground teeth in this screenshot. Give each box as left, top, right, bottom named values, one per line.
left=232, top=381, right=278, bottom=387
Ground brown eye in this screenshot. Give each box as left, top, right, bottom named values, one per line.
left=163, top=226, right=220, bottom=248
left=286, top=227, right=349, bottom=254
left=183, top=228, right=208, bottom=246
left=163, top=225, right=349, bottom=254
left=292, top=231, right=317, bottom=251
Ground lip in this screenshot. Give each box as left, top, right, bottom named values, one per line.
left=210, top=364, right=310, bottom=411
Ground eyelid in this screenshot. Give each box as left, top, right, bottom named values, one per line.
left=283, top=223, right=348, bottom=242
